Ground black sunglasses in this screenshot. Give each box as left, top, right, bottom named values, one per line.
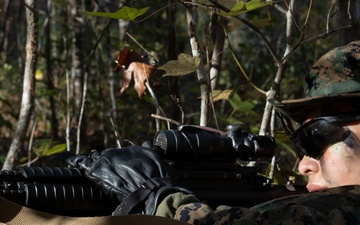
left=291, top=114, right=360, bottom=159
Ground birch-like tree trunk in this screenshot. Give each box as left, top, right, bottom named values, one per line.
left=68, top=0, right=85, bottom=153
left=2, top=0, right=37, bottom=170
left=185, top=2, right=211, bottom=126
left=210, top=14, right=226, bottom=91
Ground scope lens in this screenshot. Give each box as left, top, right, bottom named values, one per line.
left=154, top=132, right=168, bottom=151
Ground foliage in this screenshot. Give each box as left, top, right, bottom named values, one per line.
left=18, top=139, right=67, bottom=165
left=217, top=0, right=281, bottom=16
left=158, top=53, right=200, bottom=77
left=85, top=6, right=150, bottom=21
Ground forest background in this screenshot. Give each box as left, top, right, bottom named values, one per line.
left=0, top=0, right=359, bottom=184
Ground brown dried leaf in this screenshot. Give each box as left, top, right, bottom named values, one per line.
left=120, top=62, right=156, bottom=98
left=212, top=89, right=233, bottom=102
left=114, top=44, right=144, bottom=72
left=115, top=45, right=162, bottom=98
left=119, top=70, right=132, bottom=93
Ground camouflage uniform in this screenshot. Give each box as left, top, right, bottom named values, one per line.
left=156, top=41, right=360, bottom=224
left=156, top=186, right=360, bottom=224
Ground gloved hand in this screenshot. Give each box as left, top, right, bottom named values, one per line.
left=65, top=146, right=192, bottom=215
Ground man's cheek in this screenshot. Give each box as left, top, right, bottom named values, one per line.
left=330, top=142, right=348, bottom=157
left=319, top=143, right=347, bottom=170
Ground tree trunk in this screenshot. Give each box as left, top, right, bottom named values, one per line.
left=185, top=2, right=211, bottom=126
left=68, top=0, right=84, bottom=111
left=45, top=0, right=59, bottom=140
left=210, top=14, right=227, bottom=91
left=68, top=0, right=85, bottom=152
left=2, top=0, right=37, bottom=170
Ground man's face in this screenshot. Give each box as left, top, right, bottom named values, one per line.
left=297, top=103, right=360, bottom=192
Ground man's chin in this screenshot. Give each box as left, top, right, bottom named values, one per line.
left=306, top=183, right=327, bottom=192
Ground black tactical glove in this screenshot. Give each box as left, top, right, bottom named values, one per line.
left=66, top=146, right=192, bottom=215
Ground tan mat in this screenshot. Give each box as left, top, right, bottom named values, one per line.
left=0, top=197, right=189, bottom=225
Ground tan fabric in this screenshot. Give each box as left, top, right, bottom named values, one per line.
left=155, top=192, right=200, bottom=218
left=0, top=197, right=190, bottom=225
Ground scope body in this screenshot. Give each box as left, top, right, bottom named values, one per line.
left=153, top=124, right=276, bottom=160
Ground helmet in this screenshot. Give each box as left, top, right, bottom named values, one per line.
left=269, top=41, right=360, bottom=125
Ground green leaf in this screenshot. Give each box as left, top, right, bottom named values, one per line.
left=42, top=143, right=67, bottom=156
left=232, top=1, right=247, bottom=11
left=217, top=0, right=280, bottom=17
left=228, top=93, right=257, bottom=115
left=246, top=0, right=272, bottom=11
left=33, top=139, right=67, bottom=157
left=158, top=53, right=200, bottom=76
left=85, top=6, right=150, bottom=21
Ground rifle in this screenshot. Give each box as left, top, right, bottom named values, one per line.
left=152, top=124, right=308, bottom=207
left=0, top=124, right=307, bottom=216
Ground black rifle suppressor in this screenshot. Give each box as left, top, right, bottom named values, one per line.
left=0, top=166, right=119, bottom=216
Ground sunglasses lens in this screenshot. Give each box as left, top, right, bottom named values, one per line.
left=292, top=119, right=347, bottom=159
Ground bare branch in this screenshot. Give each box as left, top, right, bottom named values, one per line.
left=151, top=114, right=181, bottom=126
left=260, top=0, right=296, bottom=136
left=283, top=24, right=353, bottom=61
left=347, top=0, right=352, bottom=20
left=126, top=32, right=159, bottom=62
left=326, top=1, right=336, bottom=34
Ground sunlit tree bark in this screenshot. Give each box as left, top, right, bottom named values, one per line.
left=68, top=0, right=85, bottom=152
left=2, top=0, right=37, bottom=170
left=185, top=1, right=211, bottom=126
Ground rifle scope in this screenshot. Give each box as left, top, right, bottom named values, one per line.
left=153, top=124, right=276, bottom=160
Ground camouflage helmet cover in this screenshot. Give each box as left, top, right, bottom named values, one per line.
left=270, top=41, right=360, bottom=123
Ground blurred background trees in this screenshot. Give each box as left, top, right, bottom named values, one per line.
left=0, top=0, right=358, bottom=175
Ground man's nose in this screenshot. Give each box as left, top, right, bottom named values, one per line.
left=298, top=156, right=320, bottom=176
